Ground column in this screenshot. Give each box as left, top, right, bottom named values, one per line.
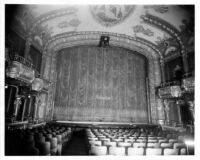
left=43, top=54, right=51, bottom=80
left=40, top=50, right=47, bottom=76
left=21, top=98, right=27, bottom=121
left=24, top=37, right=32, bottom=59
left=176, top=100, right=184, bottom=125
left=27, top=95, right=33, bottom=120
left=188, top=101, right=194, bottom=121
left=163, top=100, right=170, bottom=125
left=6, top=86, right=13, bottom=113
left=156, top=99, right=165, bottom=125
left=12, top=96, right=22, bottom=122
left=33, top=95, right=39, bottom=122
left=160, top=58, right=166, bottom=83
left=181, top=50, right=189, bottom=75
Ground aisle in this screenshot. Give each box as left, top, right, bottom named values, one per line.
left=62, top=130, right=89, bottom=155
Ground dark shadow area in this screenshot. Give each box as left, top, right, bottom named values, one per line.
left=62, top=130, right=89, bottom=155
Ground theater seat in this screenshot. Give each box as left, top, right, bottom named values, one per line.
left=56, top=135, right=62, bottom=155
left=136, top=139, right=146, bottom=143
left=168, top=139, right=178, bottom=143
left=173, top=142, right=186, bottom=149
left=133, top=142, right=146, bottom=148
left=25, top=146, right=39, bottom=155
left=118, top=142, right=132, bottom=147
left=158, top=139, right=168, bottom=144
left=90, top=146, right=107, bottom=155
left=108, top=146, right=126, bottom=156
left=146, top=148, right=162, bottom=155
left=127, top=147, right=144, bottom=155
left=180, top=148, right=187, bottom=155
left=160, top=142, right=173, bottom=148
left=37, top=141, right=51, bottom=155
left=148, top=139, right=158, bottom=143
left=124, top=139, right=135, bottom=143
left=89, top=140, right=102, bottom=146
left=103, top=141, right=117, bottom=147
left=163, top=148, right=179, bottom=155
left=147, top=143, right=160, bottom=148
left=50, top=137, right=58, bottom=155
left=112, top=138, right=123, bottom=142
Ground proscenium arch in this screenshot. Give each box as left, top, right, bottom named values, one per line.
left=42, top=31, right=162, bottom=124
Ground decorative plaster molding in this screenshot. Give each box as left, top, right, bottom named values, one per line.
left=141, top=13, right=185, bottom=55
left=44, top=31, right=162, bottom=58
left=144, top=5, right=169, bottom=14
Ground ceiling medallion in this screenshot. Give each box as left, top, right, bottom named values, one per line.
left=90, top=5, right=135, bottom=27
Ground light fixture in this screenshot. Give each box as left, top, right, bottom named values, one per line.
left=99, top=35, right=110, bottom=47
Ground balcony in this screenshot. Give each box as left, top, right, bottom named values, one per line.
left=158, top=72, right=194, bottom=99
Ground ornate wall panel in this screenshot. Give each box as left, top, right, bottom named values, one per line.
left=54, top=46, right=148, bottom=123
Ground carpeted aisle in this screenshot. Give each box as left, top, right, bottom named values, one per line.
left=62, top=130, right=89, bottom=155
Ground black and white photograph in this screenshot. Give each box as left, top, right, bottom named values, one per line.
left=1, top=0, right=197, bottom=158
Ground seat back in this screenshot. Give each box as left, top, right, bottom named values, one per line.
left=118, top=142, right=132, bottom=147
left=108, top=146, right=126, bottom=156
left=147, top=143, right=160, bottom=148
left=103, top=141, right=117, bottom=147
left=90, top=146, right=107, bottom=155
left=148, top=139, right=158, bottom=143
left=89, top=140, right=102, bottom=146
left=146, top=148, right=162, bottom=155
left=163, top=148, right=179, bottom=155
left=173, top=142, right=186, bottom=149
left=168, top=139, right=178, bottom=143
left=127, top=147, right=144, bottom=155
left=160, top=142, right=173, bottom=148
left=124, top=139, right=135, bottom=143
left=133, top=142, right=146, bottom=148
left=38, top=141, right=51, bottom=155
left=180, top=148, right=187, bottom=155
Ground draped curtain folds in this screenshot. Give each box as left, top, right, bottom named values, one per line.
left=54, top=46, right=148, bottom=123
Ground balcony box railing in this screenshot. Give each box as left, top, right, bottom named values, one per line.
left=6, top=61, right=35, bottom=84
left=182, top=77, right=194, bottom=93
left=32, top=78, right=51, bottom=91
left=158, top=81, right=182, bottom=99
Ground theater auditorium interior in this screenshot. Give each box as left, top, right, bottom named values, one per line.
left=4, top=4, right=195, bottom=156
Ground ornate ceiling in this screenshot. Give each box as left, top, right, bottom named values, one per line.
left=8, top=5, right=194, bottom=59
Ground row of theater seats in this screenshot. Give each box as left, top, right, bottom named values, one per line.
left=86, top=128, right=188, bottom=155
left=5, top=124, right=72, bottom=155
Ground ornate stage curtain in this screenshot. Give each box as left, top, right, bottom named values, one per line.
left=54, top=46, right=148, bottom=123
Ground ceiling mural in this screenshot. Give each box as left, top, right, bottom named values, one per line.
left=58, top=18, right=81, bottom=29
left=132, top=25, right=154, bottom=37
left=38, top=7, right=80, bottom=37
left=90, top=5, right=135, bottom=27
left=8, top=5, right=193, bottom=57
